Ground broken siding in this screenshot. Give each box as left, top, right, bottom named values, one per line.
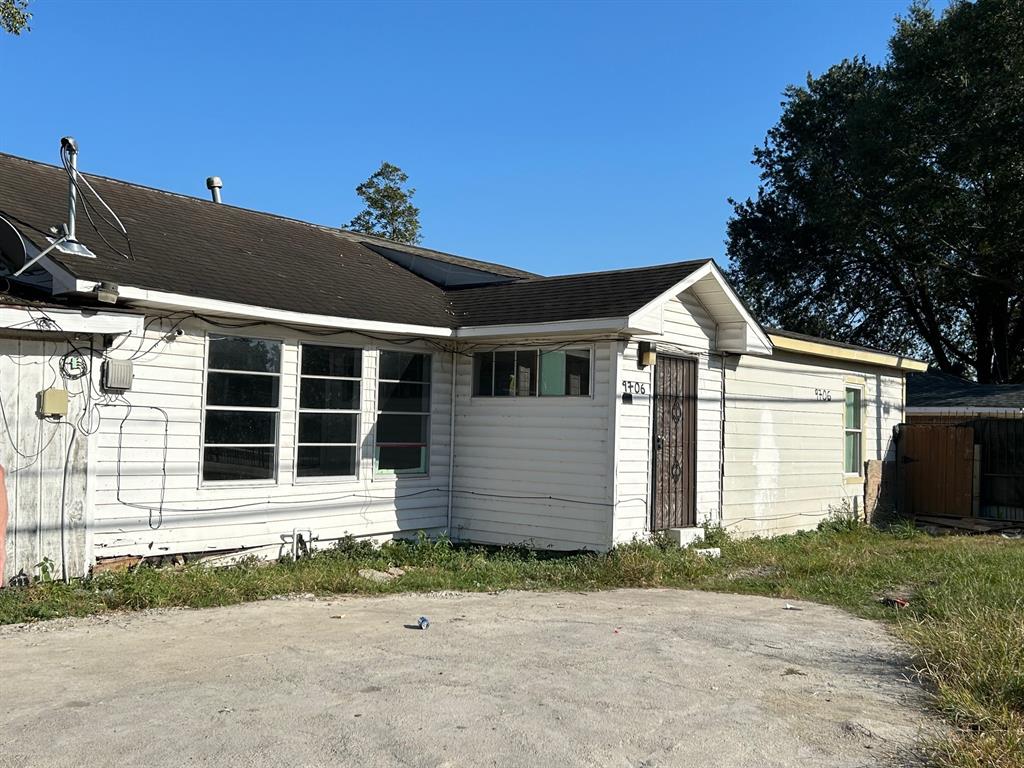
left=450, top=341, right=615, bottom=550
left=722, top=352, right=904, bottom=536
left=613, top=292, right=722, bottom=543
left=0, top=336, right=88, bottom=582
left=90, top=317, right=451, bottom=560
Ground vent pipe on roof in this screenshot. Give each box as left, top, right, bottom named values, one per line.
left=61, top=136, right=80, bottom=241
left=206, top=176, right=223, bottom=203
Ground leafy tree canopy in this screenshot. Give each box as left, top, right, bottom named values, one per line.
left=346, top=162, right=421, bottom=245
left=1, top=0, right=31, bottom=35
left=727, top=0, right=1024, bottom=383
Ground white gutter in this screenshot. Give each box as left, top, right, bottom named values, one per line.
left=0, top=303, right=144, bottom=336
left=446, top=349, right=457, bottom=534
left=109, top=285, right=456, bottom=338
left=455, top=315, right=658, bottom=339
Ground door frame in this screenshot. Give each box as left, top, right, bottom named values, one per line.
left=650, top=353, right=698, bottom=531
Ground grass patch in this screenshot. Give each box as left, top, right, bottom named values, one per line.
left=2, top=525, right=1023, bottom=765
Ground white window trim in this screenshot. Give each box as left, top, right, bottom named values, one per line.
left=200, top=333, right=284, bottom=487
left=293, top=343, right=363, bottom=485
left=374, top=349, right=432, bottom=478
left=470, top=345, right=595, bottom=400
left=843, top=383, right=865, bottom=479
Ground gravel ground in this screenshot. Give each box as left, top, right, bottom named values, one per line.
left=0, top=589, right=938, bottom=767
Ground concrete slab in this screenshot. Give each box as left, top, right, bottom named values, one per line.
left=0, top=589, right=937, bottom=767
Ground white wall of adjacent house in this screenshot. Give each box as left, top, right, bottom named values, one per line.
left=89, top=315, right=452, bottom=561
left=449, top=340, right=616, bottom=551
left=613, top=290, right=724, bottom=544
left=721, top=350, right=904, bottom=536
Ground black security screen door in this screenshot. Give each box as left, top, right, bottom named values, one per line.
left=652, top=355, right=698, bottom=530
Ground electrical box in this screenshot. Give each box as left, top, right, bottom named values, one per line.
left=38, top=388, right=69, bottom=418
left=102, top=359, right=134, bottom=392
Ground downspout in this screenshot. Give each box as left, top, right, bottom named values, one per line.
left=719, top=352, right=727, bottom=526
left=0, top=464, right=7, bottom=587
left=446, top=348, right=457, bottom=536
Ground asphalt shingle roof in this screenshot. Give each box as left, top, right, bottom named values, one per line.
left=449, top=261, right=708, bottom=326
left=0, top=152, right=708, bottom=330
left=908, top=371, right=1024, bottom=410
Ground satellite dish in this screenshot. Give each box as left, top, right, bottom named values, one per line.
left=0, top=215, right=29, bottom=271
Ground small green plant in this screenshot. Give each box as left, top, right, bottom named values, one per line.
left=700, top=523, right=731, bottom=548
left=35, top=556, right=56, bottom=583
left=817, top=501, right=862, bottom=534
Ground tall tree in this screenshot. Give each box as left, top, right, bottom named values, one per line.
left=727, top=0, right=1024, bottom=383
left=346, top=162, right=421, bottom=245
left=1, top=0, right=30, bottom=34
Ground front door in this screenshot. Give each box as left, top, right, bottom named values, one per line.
left=652, top=355, right=697, bottom=530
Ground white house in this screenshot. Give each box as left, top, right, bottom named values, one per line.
left=0, top=146, right=926, bottom=582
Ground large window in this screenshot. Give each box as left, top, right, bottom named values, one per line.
left=473, top=349, right=590, bottom=397
left=203, top=336, right=282, bottom=482
left=297, top=345, right=361, bottom=478
left=376, top=351, right=431, bottom=475
left=844, top=386, right=863, bottom=475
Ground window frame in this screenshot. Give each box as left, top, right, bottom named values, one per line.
left=471, top=346, right=594, bottom=399
left=374, top=348, right=432, bottom=477
left=843, top=383, right=865, bottom=479
left=200, top=333, right=283, bottom=487
left=293, top=343, right=363, bottom=484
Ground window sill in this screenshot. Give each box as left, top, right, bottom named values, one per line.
left=293, top=475, right=360, bottom=486
left=199, top=478, right=279, bottom=490
left=843, top=475, right=865, bottom=485
left=373, top=472, right=430, bottom=481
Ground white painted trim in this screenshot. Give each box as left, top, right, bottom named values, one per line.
left=625, top=262, right=773, bottom=353
left=455, top=316, right=638, bottom=339
left=0, top=304, right=144, bottom=336
left=908, top=406, right=1024, bottom=415
left=113, top=285, right=456, bottom=338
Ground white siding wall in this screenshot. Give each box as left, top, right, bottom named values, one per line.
left=90, top=316, right=452, bottom=560
left=722, top=351, right=904, bottom=536
left=613, top=292, right=722, bottom=543
left=0, top=336, right=89, bottom=582
left=450, top=341, right=615, bottom=550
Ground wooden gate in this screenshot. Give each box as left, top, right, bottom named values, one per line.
left=898, top=424, right=975, bottom=517
left=652, top=355, right=697, bottom=530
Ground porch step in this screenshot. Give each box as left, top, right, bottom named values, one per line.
left=662, top=527, right=704, bottom=548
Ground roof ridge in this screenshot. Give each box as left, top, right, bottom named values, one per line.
left=449, top=258, right=712, bottom=288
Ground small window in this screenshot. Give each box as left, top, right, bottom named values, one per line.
left=844, top=387, right=862, bottom=475
left=203, top=336, right=282, bottom=482
left=297, top=345, right=361, bottom=478
left=376, top=351, right=431, bottom=474
left=473, top=349, right=590, bottom=397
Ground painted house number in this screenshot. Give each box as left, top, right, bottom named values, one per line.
left=814, top=388, right=832, bottom=401
left=622, top=380, right=648, bottom=395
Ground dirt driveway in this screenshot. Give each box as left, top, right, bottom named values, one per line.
left=0, top=589, right=935, bottom=767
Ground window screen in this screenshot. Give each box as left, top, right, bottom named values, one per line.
left=376, top=351, right=431, bottom=474
left=203, top=336, right=281, bottom=481
left=297, top=345, right=361, bottom=478
left=844, top=387, right=863, bottom=475
left=473, top=349, right=590, bottom=397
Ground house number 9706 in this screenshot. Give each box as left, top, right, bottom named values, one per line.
left=622, top=380, right=648, bottom=395
left=814, top=388, right=832, bottom=401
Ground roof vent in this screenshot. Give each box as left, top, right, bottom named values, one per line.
left=52, top=136, right=98, bottom=261
left=206, top=176, right=223, bottom=203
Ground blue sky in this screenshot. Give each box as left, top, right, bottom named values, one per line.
left=1, top=1, right=929, bottom=275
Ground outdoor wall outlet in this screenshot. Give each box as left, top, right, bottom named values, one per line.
left=38, top=388, right=69, bottom=419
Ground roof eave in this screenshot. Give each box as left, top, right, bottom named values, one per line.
left=769, top=333, right=928, bottom=372
left=109, top=285, right=455, bottom=337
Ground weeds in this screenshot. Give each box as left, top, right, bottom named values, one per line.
left=1, top=525, right=1022, bottom=766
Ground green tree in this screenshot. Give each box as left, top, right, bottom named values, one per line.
left=1, top=0, right=30, bottom=35
left=346, top=162, right=421, bottom=245
left=727, top=0, right=1024, bottom=383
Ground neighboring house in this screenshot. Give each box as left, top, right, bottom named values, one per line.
left=907, top=371, right=1024, bottom=423
left=0, top=148, right=927, bottom=581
